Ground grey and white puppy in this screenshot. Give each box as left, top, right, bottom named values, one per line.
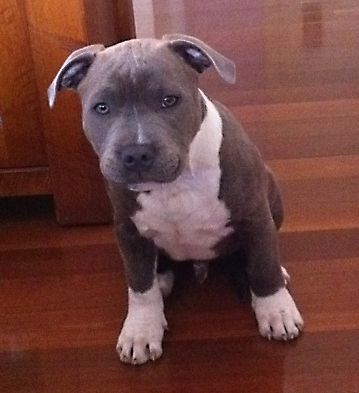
left=49, top=35, right=303, bottom=365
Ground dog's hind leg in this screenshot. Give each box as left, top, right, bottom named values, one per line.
left=157, top=253, right=175, bottom=298
left=265, top=167, right=291, bottom=287
left=157, top=271, right=175, bottom=298
left=266, top=166, right=284, bottom=230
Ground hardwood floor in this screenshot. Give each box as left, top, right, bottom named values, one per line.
left=1, top=0, right=359, bottom=391
left=0, top=196, right=358, bottom=393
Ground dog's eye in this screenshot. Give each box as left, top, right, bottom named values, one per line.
left=161, top=95, right=179, bottom=108
left=94, top=103, right=110, bottom=115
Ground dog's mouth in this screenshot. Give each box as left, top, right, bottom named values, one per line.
left=127, top=182, right=163, bottom=192
left=126, top=158, right=183, bottom=192
left=101, top=156, right=183, bottom=191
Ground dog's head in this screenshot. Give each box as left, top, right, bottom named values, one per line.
left=48, top=35, right=235, bottom=188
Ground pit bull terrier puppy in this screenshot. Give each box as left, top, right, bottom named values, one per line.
left=48, top=34, right=304, bottom=365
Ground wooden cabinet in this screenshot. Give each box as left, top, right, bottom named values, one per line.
left=0, top=0, right=50, bottom=195
left=0, top=0, right=134, bottom=224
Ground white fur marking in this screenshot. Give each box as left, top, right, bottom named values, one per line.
left=133, top=105, right=146, bottom=144
left=188, top=90, right=223, bottom=182
left=131, top=91, right=233, bottom=261
left=157, top=271, right=175, bottom=298
left=116, top=278, right=167, bottom=365
left=251, top=287, right=304, bottom=341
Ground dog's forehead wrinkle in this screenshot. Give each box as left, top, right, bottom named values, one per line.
left=121, top=42, right=178, bottom=82
left=120, top=40, right=160, bottom=78
left=99, top=42, right=190, bottom=95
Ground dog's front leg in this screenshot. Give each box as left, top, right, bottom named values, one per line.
left=115, top=220, right=167, bottom=365
left=244, top=210, right=304, bottom=341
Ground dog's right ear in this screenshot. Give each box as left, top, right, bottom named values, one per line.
left=48, top=44, right=105, bottom=108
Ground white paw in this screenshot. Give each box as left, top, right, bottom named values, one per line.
left=252, top=287, right=304, bottom=341
left=116, top=284, right=167, bottom=365
left=157, top=271, right=175, bottom=298
left=117, top=311, right=167, bottom=365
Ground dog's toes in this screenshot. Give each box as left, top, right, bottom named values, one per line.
left=132, top=338, right=163, bottom=365
left=270, top=313, right=288, bottom=340
left=282, top=313, right=300, bottom=340
left=117, top=334, right=164, bottom=365
left=116, top=337, right=134, bottom=364
left=149, top=342, right=163, bottom=361
left=252, top=287, right=304, bottom=341
left=132, top=339, right=151, bottom=365
left=116, top=311, right=167, bottom=365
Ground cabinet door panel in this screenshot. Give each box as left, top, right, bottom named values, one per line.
left=0, top=0, right=47, bottom=168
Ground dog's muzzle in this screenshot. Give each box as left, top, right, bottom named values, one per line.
left=120, top=144, right=156, bottom=173
left=101, top=143, right=183, bottom=188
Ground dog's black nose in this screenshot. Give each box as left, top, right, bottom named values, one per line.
left=121, top=144, right=156, bottom=171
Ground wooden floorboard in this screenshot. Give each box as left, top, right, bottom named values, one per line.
left=0, top=197, right=358, bottom=392
left=1, top=332, right=358, bottom=393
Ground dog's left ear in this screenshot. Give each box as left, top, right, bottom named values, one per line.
left=164, top=34, right=236, bottom=84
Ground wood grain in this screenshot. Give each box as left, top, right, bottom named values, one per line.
left=270, top=155, right=359, bottom=231
left=0, top=167, right=51, bottom=196
left=24, top=0, right=86, bottom=42
left=0, top=0, right=47, bottom=168
left=0, top=199, right=358, bottom=393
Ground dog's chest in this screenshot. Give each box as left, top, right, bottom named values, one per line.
left=131, top=171, right=234, bottom=261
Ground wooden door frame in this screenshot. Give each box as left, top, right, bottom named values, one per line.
left=26, top=0, right=135, bottom=225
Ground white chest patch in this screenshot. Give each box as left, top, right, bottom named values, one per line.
left=131, top=91, right=234, bottom=261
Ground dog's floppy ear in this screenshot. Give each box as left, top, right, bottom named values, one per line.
left=164, top=34, right=236, bottom=84
left=47, top=44, right=105, bottom=108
